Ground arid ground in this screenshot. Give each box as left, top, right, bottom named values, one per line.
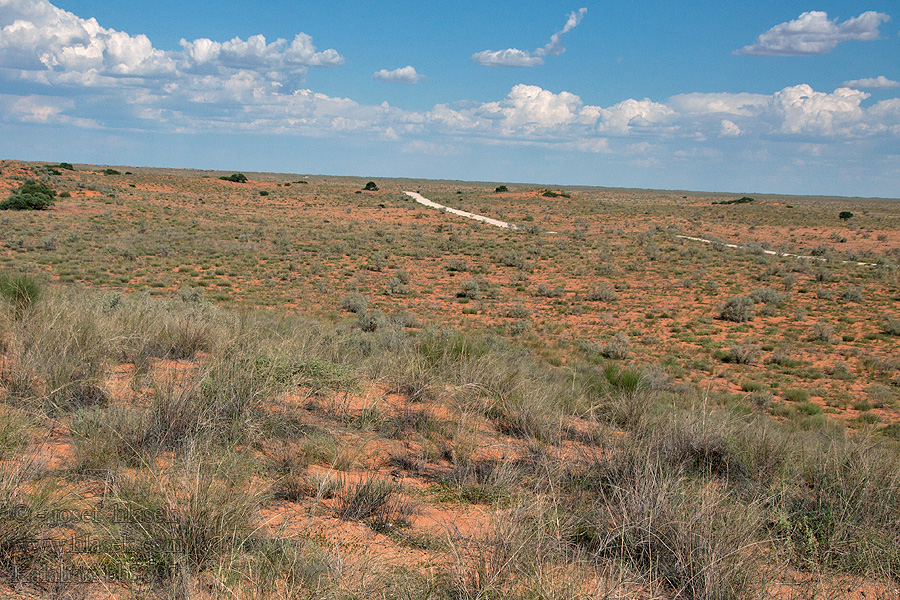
left=0, top=159, right=898, bottom=599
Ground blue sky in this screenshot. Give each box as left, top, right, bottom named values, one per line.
left=1, top=0, right=898, bottom=197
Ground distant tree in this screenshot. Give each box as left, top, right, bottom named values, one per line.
left=495, top=185, right=509, bottom=193
left=103, top=168, right=121, bottom=175
left=839, top=211, right=853, bottom=220
left=363, top=181, right=378, bottom=191
left=58, top=162, right=74, bottom=171
left=219, top=173, right=247, bottom=183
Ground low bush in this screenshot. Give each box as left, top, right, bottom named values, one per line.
left=719, top=296, right=755, bottom=322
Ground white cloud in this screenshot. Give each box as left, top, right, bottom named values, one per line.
left=842, top=75, right=900, bottom=90
left=482, top=84, right=585, bottom=130
left=1, top=3, right=898, bottom=163
left=596, top=98, right=675, bottom=134
left=668, top=92, right=769, bottom=116
left=735, top=11, right=891, bottom=56
left=471, top=48, right=543, bottom=68
left=0, top=0, right=175, bottom=76
left=179, top=32, right=342, bottom=72
left=472, top=7, right=586, bottom=67
left=772, top=84, right=870, bottom=136
left=720, top=119, right=741, bottom=136
left=535, top=7, right=587, bottom=57
left=0, top=0, right=343, bottom=90
left=372, top=65, right=423, bottom=84
left=1, top=93, right=100, bottom=127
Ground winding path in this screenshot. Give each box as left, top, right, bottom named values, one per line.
left=403, top=191, right=522, bottom=230
left=674, top=235, right=877, bottom=267
left=404, top=190, right=875, bottom=267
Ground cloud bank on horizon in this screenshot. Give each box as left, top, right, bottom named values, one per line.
left=471, top=7, right=587, bottom=67
left=0, top=0, right=898, bottom=197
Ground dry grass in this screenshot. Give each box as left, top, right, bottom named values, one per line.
left=1, top=159, right=899, bottom=598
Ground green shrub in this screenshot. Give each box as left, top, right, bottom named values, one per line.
left=103, top=168, right=121, bottom=175
left=219, top=173, right=247, bottom=183
left=585, top=284, right=617, bottom=302
left=719, top=296, right=755, bottom=322
left=340, top=293, right=369, bottom=314
left=839, top=211, right=853, bottom=220
left=714, top=196, right=755, bottom=205
left=784, top=389, right=810, bottom=403
left=363, top=181, right=378, bottom=191
left=0, top=180, right=56, bottom=210
left=495, top=185, right=508, bottom=193
left=603, top=332, right=631, bottom=360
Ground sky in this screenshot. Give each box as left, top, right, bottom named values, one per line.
left=0, top=0, right=899, bottom=198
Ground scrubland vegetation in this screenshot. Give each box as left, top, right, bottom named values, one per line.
left=0, top=160, right=899, bottom=598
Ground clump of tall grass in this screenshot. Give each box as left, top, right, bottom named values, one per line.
left=1, top=289, right=108, bottom=412
left=0, top=272, right=41, bottom=318
left=104, top=450, right=263, bottom=580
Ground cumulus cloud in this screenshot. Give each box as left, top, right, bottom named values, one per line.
left=0, top=0, right=343, bottom=89
left=596, top=98, right=675, bottom=134
left=842, top=75, right=900, bottom=90
left=1, top=2, right=898, bottom=159
left=372, top=65, right=423, bottom=84
left=0, top=0, right=175, bottom=76
left=735, top=11, right=891, bottom=56
left=772, top=84, right=870, bottom=135
left=472, top=7, right=586, bottom=67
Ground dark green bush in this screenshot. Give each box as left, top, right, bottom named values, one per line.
left=219, top=173, right=247, bottom=183
left=0, top=180, right=56, bottom=210
left=363, top=181, right=378, bottom=191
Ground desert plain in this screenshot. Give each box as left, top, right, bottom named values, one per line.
left=0, top=159, right=899, bottom=599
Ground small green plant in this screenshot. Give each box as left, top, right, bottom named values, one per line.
left=839, top=211, right=853, bottom=220
left=363, top=181, right=378, bottom=191
left=103, top=168, right=121, bottom=175
left=259, top=190, right=269, bottom=196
